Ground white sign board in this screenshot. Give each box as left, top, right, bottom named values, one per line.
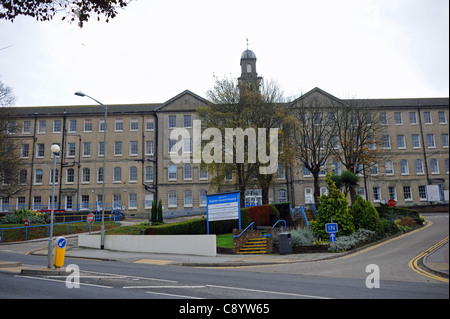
left=426, top=185, right=441, bottom=202
left=206, top=192, right=240, bottom=234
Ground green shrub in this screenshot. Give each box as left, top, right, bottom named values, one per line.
left=381, top=219, right=399, bottom=234
left=328, top=229, right=377, bottom=252
left=350, top=196, right=384, bottom=235
left=0, top=209, right=50, bottom=225
left=146, top=219, right=206, bottom=235
left=273, top=227, right=317, bottom=246
left=312, top=172, right=355, bottom=239
left=268, top=205, right=281, bottom=226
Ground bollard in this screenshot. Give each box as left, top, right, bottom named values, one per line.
left=54, top=236, right=67, bottom=268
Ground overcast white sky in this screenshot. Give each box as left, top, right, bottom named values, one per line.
left=0, top=0, right=448, bottom=107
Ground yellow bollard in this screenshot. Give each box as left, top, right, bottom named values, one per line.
left=54, top=236, right=67, bottom=268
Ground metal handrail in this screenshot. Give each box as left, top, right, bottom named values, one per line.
left=301, top=207, right=309, bottom=227
left=272, top=220, right=286, bottom=228
left=233, top=222, right=255, bottom=239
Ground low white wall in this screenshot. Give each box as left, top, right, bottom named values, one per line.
left=78, top=234, right=217, bottom=257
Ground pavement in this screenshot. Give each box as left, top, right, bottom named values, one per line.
left=0, top=218, right=448, bottom=279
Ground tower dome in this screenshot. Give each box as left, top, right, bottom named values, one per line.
left=241, top=49, right=256, bottom=60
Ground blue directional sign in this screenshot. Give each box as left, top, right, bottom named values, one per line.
left=325, top=223, right=338, bottom=233
left=56, top=237, right=67, bottom=249
left=329, top=232, right=336, bottom=242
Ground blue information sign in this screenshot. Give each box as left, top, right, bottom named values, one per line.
left=57, top=237, right=67, bottom=249
left=206, top=192, right=240, bottom=234
left=329, top=232, right=336, bottom=242
left=325, top=223, right=338, bottom=233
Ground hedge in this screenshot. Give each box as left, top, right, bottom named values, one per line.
left=273, top=202, right=294, bottom=226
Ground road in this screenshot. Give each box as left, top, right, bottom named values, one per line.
left=0, top=213, right=448, bottom=310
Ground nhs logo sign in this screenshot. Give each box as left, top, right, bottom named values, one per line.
left=325, top=223, right=338, bottom=233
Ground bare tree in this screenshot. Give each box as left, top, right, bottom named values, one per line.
left=332, top=98, right=387, bottom=203
left=0, top=79, right=24, bottom=198
left=290, top=89, right=339, bottom=204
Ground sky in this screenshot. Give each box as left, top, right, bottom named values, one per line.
left=0, top=0, right=448, bottom=107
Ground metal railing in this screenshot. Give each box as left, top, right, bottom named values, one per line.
left=0, top=202, right=124, bottom=214
left=233, top=222, right=255, bottom=239
left=0, top=211, right=121, bottom=243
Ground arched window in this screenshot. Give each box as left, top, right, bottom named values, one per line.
left=129, top=166, right=138, bottom=182
left=278, top=189, right=287, bottom=203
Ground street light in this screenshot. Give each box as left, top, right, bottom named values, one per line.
left=75, top=91, right=107, bottom=250
left=48, top=144, right=60, bottom=268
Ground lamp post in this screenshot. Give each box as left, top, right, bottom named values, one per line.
left=75, top=91, right=107, bottom=250
left=48, top=144, right=60, bottom=268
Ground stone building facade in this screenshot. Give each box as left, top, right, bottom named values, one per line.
left=2, top=49, right=448, bottom=218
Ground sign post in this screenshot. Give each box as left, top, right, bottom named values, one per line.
left=325, top=222, right=338, bottom=243
left=206, top=192, right=240, bottom=235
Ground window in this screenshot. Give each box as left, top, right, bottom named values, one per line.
left=145, top=141, right=154, bottom=155
left=53, top=120, right=62, bottom=133
left=388, top=186, right=397, bottom=200
left=17, top=197, right=26, bottom=210
left=99, top=119, right=106, bottom=132
left=168, top=139, right=177, bottom=153
left=113, top=167, right=122, bottom=182
left=415, top=159, right=424, bottom=174
left=394, top=112, right=402, bottom=125
left=66, top=168, right=74, bottom=183
left=442, top=134, right=449, bottom=147
left=438, top=111, right=447, bottom=124
left=423, top=111, right=432, bottom=124
left=35, top=169, right=43, bottom=184
left=145, top=166, right=154, bottom=182
left=115, top=119, right=123, bottom=131
left=246, top=64, right=252, bottom=73
left=400, top=159, right=409, bottom=175
left=168, top=164, right=177, bottom=181
left=397, top=135, right=406, bottom=149
left=412, top=134, right=420, bottom=148
left=37, top=144, right=45, bottom=158
left=83, top=142, right=91, bottom=157
left=278, top=190, right=287, bottom=202
left=418, top=185, right=427, bottom=200
left=426, top=134, right=435, bottom=148
left=98, top=142, right=105, bottom=156
left=69, top=120, right=77, bottom=133
left=146, top=119, right=154, bottom=131
left=129, top=194, right=137, bottom=209
left=168, top=115, right=176, bottom=128
left=84, top=119, right=92, bottom=132
left=33, top=196, right=42, bottom=210
left=145, top=193, right=154, bottom=209
left=430, top=159, right=439, bottom=174
left=130, top=118, right=139, bottom=131
left=21, top=144, right=29, bottom=158
left=19, top=170, right=27, bottom=184
left=314, top=112, right=323, bottom=125
left=445, top=158, right=449, bottom=174
left=200, top=190, right=207, bottom=206
left=199, top=167, right=208, bottom=180
left=183, top=138, right=192, bottom=153
left=82, top=168, right=90, bottom=183
left=184, top=163, right=192, bottom=180
left=277, top=164, right=285, bottom=179
left=66, top=143, right=75, bottom=157
left=168, top=190, right=177, bottom=207
left=303, top=164, right=311, bottom=176
left=403, top=186, right=412, bottom=201
left=184, top=115, right=192, bottom=128
left=130, top=141, right=138, bottom=156
left=382, top=135, right=391, bottom=149
left=379, top=112, right=388, bottom=125
left=38, top=120, right=46, bottom=134
left=129, top=166, right=138, bottom=182
left=65, top=196, right=73, bottom=210
left=385, top=161, right=394, bottom=175
left=305, top=188, right=314, bottom=203
left=50, top=169, right=59, bottom=184
left=114, top=141, right=123, bottom=156
left=370, top=165, right=378, bottom=175
left=408, top=112, right=417, bottom=124
left=97, top=167, right=104, bottom=183
left=81, top=195, right=89, bottom=210
left=184, top=190, right=192, bottom=207
left=22, top=121, right=31, bottom=134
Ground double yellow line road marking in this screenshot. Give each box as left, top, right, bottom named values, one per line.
left=408, top=236, right=449, bottom=283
